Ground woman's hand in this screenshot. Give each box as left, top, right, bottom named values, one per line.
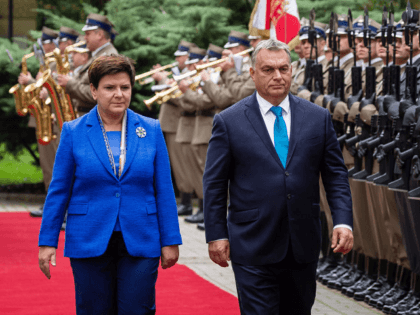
left=38, top=246, right=57, bottom=279
left=161, top=245, right=179, bottom=269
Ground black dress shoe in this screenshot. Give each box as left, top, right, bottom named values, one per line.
left=341, top=273, right=368, bottom=295
left=375, top=284, right=408, bottom=310
left=30, top=206, right=43, bottom=217
left=327, top=268, right=352, bottom=289
left=345, top=274, right=376, bottom=298
left=365, top=280, right=393, bottom=305
left=185, top=211, right=204, bottom=223
left=369, top=283, right=398, bottom=307
left=177, top=204, right=193, bottom=216
left=383, top=290, right=419, bottom=314
left=197, top=222, right=205, bottom=231
left=354, top=275, right=387, bottom=301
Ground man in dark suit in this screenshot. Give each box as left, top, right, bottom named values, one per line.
left=203, top=39, right=354, bottom=314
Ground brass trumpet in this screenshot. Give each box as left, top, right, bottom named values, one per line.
left=135, top=62, right=179, bottom=85
left=9, top=52, right=35, bottom=116
left=195, top=47, right=254, bottom=73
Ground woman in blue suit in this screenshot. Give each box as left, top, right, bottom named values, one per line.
left=38, top=55, right=182, bottom=314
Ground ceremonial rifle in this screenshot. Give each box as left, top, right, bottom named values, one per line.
left=322, top=13, right=338, bottom=108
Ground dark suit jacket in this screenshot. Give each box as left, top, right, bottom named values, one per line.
left=203, top=92, right=352, bottom=265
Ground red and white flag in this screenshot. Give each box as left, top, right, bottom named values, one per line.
left=251, top=0, right=300, bottom=44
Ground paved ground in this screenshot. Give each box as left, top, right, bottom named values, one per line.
left=0, top=194, right=381, bottom=314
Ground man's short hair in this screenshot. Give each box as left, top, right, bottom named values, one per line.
left=251, top=39, right=292, bottom=68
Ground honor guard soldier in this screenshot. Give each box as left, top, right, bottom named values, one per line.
left=223, top=30, right=253, bottom=73
left=295, top=19, right=329, bottom=101
left=159, top=40, right=197, bottom=216
left=57, top=13, right=118, bottom=117
left=290, top=18, right=311, bottom=95
left=354, top=18, right=383, bottom=91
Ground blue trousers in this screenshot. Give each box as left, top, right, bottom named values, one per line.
left=231, top=241, right=317, bottom=315
left=70, top=232, right=159, bottom=315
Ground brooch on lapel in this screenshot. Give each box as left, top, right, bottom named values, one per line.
left=136, top=127, right=147, bottom=138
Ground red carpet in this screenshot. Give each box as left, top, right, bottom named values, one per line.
left=0, top=213, right=240, bottom=314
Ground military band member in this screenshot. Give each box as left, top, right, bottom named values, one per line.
left=175, top=47, right=208, bottom=219
left=158, top=40, right=197, bottom=215
left=57, top=13, right=118, bottom=116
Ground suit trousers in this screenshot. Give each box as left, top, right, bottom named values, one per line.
left=70, top=232, right=159, bottom=315
left=231, top=241, right=317, bottom=315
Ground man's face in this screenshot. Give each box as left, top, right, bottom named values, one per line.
left=175, top=54, right=189, bottom=70
left=376, top=38, right=393, bottom=61
left=250, top=49, right=292, bottom=104
left=43, top=42, right=56, bottom=54
left=403, top=31, right=419, bottom=53
left=250, top=38, right=262, bottom=49
left=355, top=37, right=378, bottom=62
left=229, top=45, right=246, bottom=55
left=71, top=52, right=89, bottom=68
left=338, top=34, right=351, bottom=55
left=84, top=29, right=103, bottom=52
left=395, top=37, right=410, bottom=63
left=301, top=38, right=326, bottom=59
left=59, top=40, right=74, bottom=54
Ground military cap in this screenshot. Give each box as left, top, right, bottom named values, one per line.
left=224, top=30, right=250, bottom=49
left=185, top=47, right=207, bottom=65
left=41, top=27, right=59, bottom=44
left=375, top=20, right=403, bottom=39
left=354, top=17, right=381, bottom=38
left=59, top=26, right=80, bottom=42
left=299, top=18, right=327, bottom=40
left=174, top=40, right=196, bottom=57
left=326, top=14, right=349, bottom=35
left=82, top=13, right=114, bottom=34
left=206, top=44, right=223, bottom=62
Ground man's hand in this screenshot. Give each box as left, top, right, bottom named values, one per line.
left=331, top=227, right=353, bottom=255
left=39, top=87, right=49, bottom=100
left=57, top=74, right=70, bottom=87
left=18, top=72, right=33, bottom=85
left=220, top=60, right=235, bottom=72
left=208, top=240, right=230, bottom=267
left=161, top=245, right=179, bottom=269
left=178, top=79, right=190, bottom=94
left=200, top=70, right=210, bottom=82
left=39, top=246, right=57, bottom=279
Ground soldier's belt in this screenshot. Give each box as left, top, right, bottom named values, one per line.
left=180, top=111, right=196, bottom=117
left=196, top=109, right=215, bottom=117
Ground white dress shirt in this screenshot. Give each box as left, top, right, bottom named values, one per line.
left=256, top=92, right=352, bottom=232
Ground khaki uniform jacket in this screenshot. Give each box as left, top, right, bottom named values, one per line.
left=341, top=54, right=356, bottom=101
left=181, top=89, right=215, bottom=145
left=222, top=69, right=255, bottom=103
left=65, top=43, right=119, bottom=112
left=201, top=76, right=235, bottom=111
left=175, top=94, right=195, bottom=144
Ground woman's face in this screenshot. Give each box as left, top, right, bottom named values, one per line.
left=91, top=72, right=132, bottom=118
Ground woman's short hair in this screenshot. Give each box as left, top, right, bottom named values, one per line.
left=88, top=55, right=135, bottom=89
left=251, top=39, right=291, bottom=68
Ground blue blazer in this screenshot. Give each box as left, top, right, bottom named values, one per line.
left=39, top=107, right=182, bottom=258
left=203, top=92, right=352, bottom=265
